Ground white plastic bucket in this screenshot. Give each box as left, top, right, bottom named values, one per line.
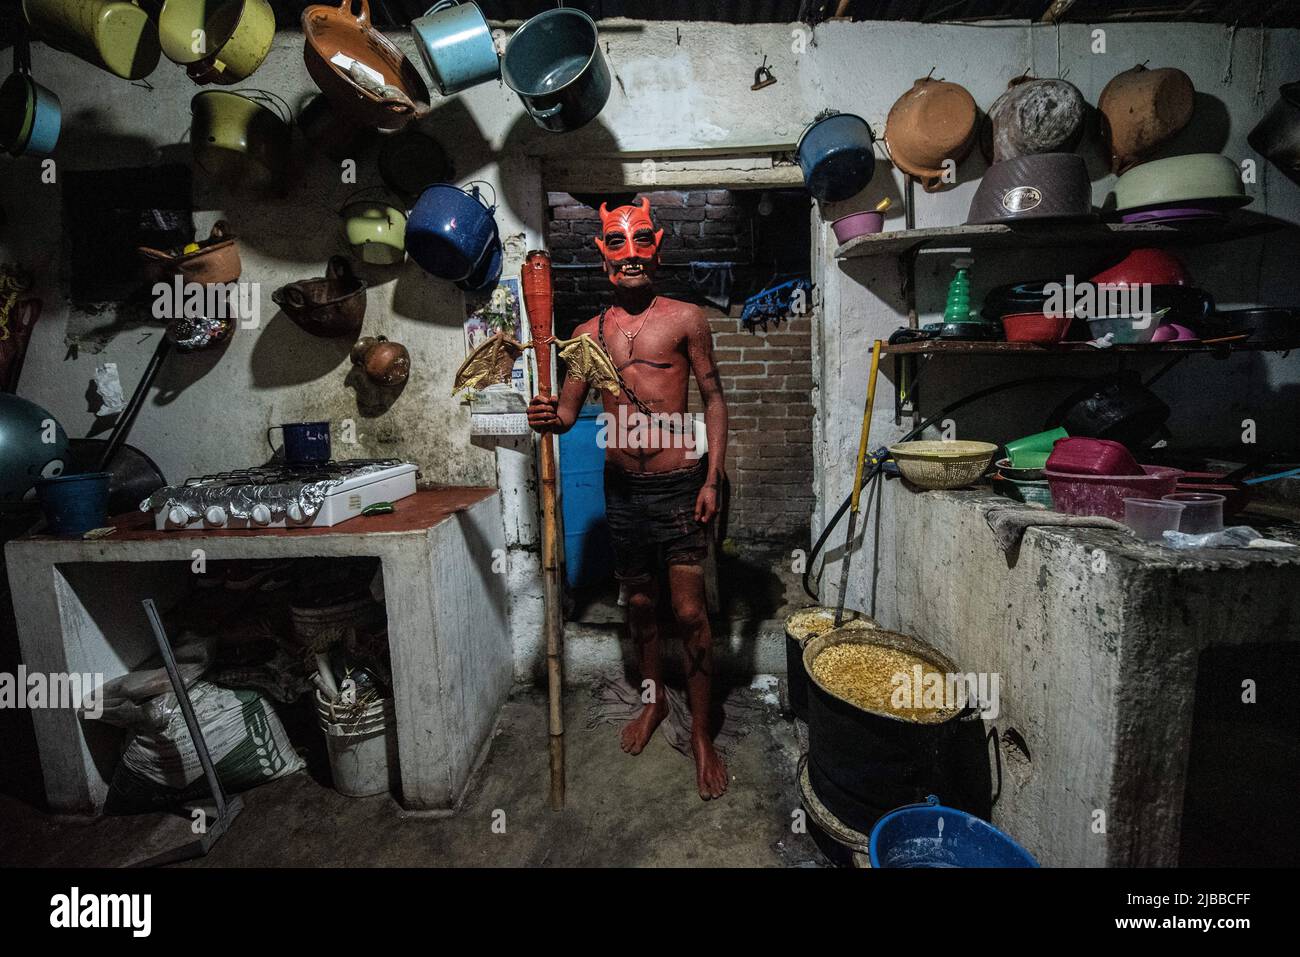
left=315, top=691, right=398, bottom=797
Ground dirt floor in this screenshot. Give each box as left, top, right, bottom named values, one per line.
left=0, top=686, right=827, bottom=868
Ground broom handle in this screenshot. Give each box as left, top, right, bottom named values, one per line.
left=850, top=340, right=884, bottom=513
left=522, top=251, right=565, bottom=810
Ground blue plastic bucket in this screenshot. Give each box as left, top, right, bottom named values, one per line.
left=559, top=403, right=614, bottom=588
left=869, top=795, right=1039, bottom=868
left=36, top=472, right=111, bottom=537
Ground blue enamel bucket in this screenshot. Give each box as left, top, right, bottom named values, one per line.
left=869, top=795, right=1039, bottom=868
left=796, top=112, right=875, bottom=202
left=410, top=1, right=500, bottom=96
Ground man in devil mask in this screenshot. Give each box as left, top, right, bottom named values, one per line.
left=527, top=198, right=730, bottom=800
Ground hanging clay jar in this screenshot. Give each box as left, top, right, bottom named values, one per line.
left=351, top=335, right=410, bottom=386
left=884, top=76, right=979, bottom=192
left=982, top=75, right=1087, bottom=163
left=1098, top=64, right=1195, bottom=173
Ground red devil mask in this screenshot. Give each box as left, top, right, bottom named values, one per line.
left=594, top=198, right=664, bottom=288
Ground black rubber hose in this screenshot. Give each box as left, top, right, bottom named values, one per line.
left=801, top=373, right=1092, bottom=600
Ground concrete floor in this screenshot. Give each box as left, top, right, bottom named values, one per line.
left=0, top=686, right=825, bottom=868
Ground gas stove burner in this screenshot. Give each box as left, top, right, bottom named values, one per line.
left=146, top=459, right=419, bottom=530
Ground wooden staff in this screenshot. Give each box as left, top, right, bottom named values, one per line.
left=522, top=249, right=565, bottom=810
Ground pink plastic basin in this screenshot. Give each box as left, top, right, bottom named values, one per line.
left=1043, top=465, right=1184, bottom=519
left=832, top=211, right=884, bottom=244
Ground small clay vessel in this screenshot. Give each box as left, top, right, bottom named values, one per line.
left=1098, top=64, right=1195, bottom=173
left=351, top=335, right=410, bottom=386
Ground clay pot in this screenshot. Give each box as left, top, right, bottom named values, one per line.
left=982, top=75, right=1086, bottom=163
left=884, top=77, right=979, bottom=192
left=301, top=0, right=432, bottom=131
left=138, top=220, right=241, bottom=285
left=272, top=256, right=367, bottom=338
left=1098, top=64, right=1195, bottom=174
left=351, top=335, right=410, bottom=386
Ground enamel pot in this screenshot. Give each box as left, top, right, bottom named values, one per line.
left=159, top=0, right=276, bottom=86
left=797, top=113, right=876, bottom=202
left=190, top=89, right=291, bottom=191
left=339, top=194, right=408, bottom=265
left=406, top=183, right=500, bottom=285
left=22, top=0, right=161, bottom=80
left=0, top=69, right=60, bottom=158
left=410, top=1, right=500, bottom=96
left=502, top=8, right=610, bottom=133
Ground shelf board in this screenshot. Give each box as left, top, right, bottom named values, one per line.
left=879, top=338, right=1300, bottom=356
left=834, top=215, right=1291, bottom=260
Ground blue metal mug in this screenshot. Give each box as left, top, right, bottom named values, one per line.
left=410, top=1, right=500, bottom=97
left=268, top=421, right=331, bottom=466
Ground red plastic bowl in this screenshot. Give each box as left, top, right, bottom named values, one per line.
left=1002, top=311, right=1072, bottom=343
left=1089, top=248, right=1190, bottom=288
left=1046, top=437, right=1141, bottom=476
left=1043, top=465, right=1184, bottom=519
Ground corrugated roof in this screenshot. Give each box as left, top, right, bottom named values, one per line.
left=268, top=1, right=1300, bottom=28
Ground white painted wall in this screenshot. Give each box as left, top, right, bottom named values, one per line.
left=4, top=19, right=1298, bottom=661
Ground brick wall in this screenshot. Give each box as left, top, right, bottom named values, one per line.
left=545, top=189, right=814, bottom=545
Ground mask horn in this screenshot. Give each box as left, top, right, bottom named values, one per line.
left=598, top=202, right=610, bottom=226
left=639, top=197, right=651, bottom=216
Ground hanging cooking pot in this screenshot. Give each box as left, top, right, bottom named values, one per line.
left=982, top=75, right=1086, bottom=163
left=21, top=0, right=161, bottom=81
left=159, top=0, right=276, bottom=87
left=0, top=37, right=60, bottom=158
left=1047, top=373, right=1170, bottom=449
left=1098, top=64, right=1195, bottom=173
left=407, top=182, right=501, bottom=285
left=796, top=112, right=876, bottom=202
left=138, top=220, right=242, bottom=285
left=272, top=256, right=368, bottom=338
left=885, top=77, right=979, bottom=192
left=1249, top=83, right=1300, bottom=185
left=302, top=0, right=432, bottom=131
left=410, top=1, right=500, bottom=96
left=502, top=8, right=611, bottom=133
left=190, top=89, right=291, bottom=192
left=338, top=189, right=408, bottom=265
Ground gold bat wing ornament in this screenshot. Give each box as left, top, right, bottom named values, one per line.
left=451, top=331, right=621, bottom=398
left=452, top=332, right=527, bottom=395
left=555, top=333, right=621, bottom=397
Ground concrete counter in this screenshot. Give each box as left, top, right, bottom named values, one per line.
left=867, top=482, right=1300, bottom=866
left=6, top=488, right=511, bottom=815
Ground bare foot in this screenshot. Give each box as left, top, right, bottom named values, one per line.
left=620, top=702, right=668, bottom=755
left=691, top=732, right=729, bottom=800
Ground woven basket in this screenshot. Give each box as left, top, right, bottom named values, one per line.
left=888, top=440, right=998, bottom=490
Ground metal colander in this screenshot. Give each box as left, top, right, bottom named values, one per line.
left=888, top=440, right=998, bottom=490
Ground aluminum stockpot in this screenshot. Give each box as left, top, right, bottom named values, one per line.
left=502, top=8, right=610, bottom=133
left=22, top=0, right=161, bottom=80
left=410, top=1, right=500, bottom=96
left=797, top=113, right=876, bottom=202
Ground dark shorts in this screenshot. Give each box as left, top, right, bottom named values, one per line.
left=603, top=456, right=710, bottom=583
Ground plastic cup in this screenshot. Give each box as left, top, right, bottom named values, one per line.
left=1161, top=492, right=1225, bottom=534
left=1124, top=497, right=1184, bottom=541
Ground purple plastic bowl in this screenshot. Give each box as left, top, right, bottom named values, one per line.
left=1119, top=203, right=1229, bottom=224
left=832, top=210, right=884, bottom=244
left=1043, top=465, right=1184, bottom=519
